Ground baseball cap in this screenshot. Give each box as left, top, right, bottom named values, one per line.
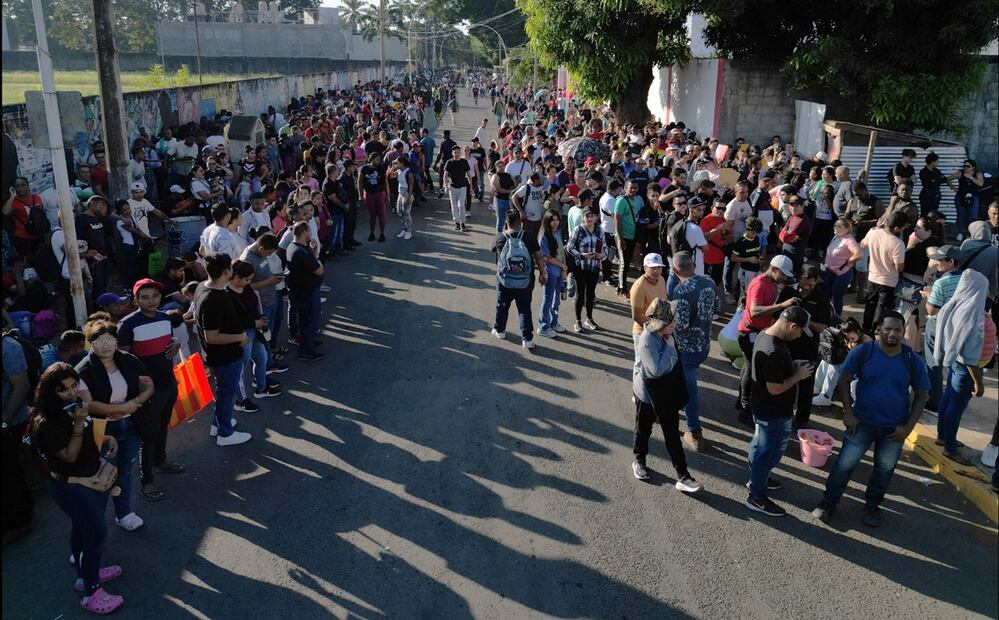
left=814, top=151, right=828, bottom=161
left=22, top=267, right=39, bottom=281
left=781, top=306, right=813, bottom=337
left=577, top=189, right=595, bottom=202
left=769, top=254, right=796, bottom=279
left=169, top=184, right=185, bottom=194
left=584, top=156, right=597, bottom=165
left=342, top=158, right=356, bottom=167
left=132, top=277, right=164, bottom=297
left=642, top=253, right=665, bottom=268
left=927, top=245, right=963, bottom=261
left=96, top=292, right=127, bottom=308
left=130, top=182, right=145, bottom=192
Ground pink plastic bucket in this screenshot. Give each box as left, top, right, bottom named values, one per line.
left=798, top=429, right=834, bottom=468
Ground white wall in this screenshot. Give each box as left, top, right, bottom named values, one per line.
left=648, top=59, right=722, bottom=139
left=347, top=34, right=408, bottom=62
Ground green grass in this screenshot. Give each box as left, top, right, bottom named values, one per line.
left=2, top=70, right=275, bottom=106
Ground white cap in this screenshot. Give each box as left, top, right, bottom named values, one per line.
left=22, top=267, right=39, bottom=281
left=769, top=255, right=796, bottom=278
left=130, top=182, right=145, bottom=192
left=643, top=253, right=666, bottom=268
left=815, top=151, right=828, bottom=161
left=169, top=184, right=185, bottom=194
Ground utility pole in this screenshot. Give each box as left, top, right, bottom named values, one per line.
left=533, top=55, right=538, bottom=90
left=378, top=0, right=385, bottom=83
left=192, top=1, right=204, bottom=84
left=91, top=0, right=130, bottom=206
left=31, top=0, right=87, bottom=327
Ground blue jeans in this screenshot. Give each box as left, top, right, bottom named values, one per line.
left=328, top=212, right=345, bottom=253
left=294, top=288, right=322, bottom=352
left=104, top=417, right=140, bottom=519
left=212, top=359, right=243, bottom=437
left=681, top=350, right=708, bottom=433
left=47, top=478, right=109, bottom=595
left=747, top=415, right=793, bottom=501
left=821, top=269, right=853, bottom=316
left=822, top=421, right=904, bottom=506
left=938, top=363, right=974, bottom=452
left=539, top=272, right=563, bottom=331
left=927, top=363, right=943, bottom=411
left=495, top=198, right=510, bottom=233
left=238, top=328, right=270, bottom=399
left=494, top=283, right=535, bottom=341
left=954, top=194, right=979, bottom=237
left=261, top=300, right=280, bottom=355
left=120, top=243, right=139, bottom=290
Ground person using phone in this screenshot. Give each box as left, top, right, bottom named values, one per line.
left=744, top=306, right=816, bottom=518
left=777, top=265, right=831, bottom=430
left=228, top=260, right=282, bottom=414
left=31, top=362, right=124, bottom=614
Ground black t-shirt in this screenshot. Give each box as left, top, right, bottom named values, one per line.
left=286, top=242, right=322, bottom=298
left=919, top=167, right=944, bottom=195
left=778, top=286, right=830, bottom=360
left=75, top=213, right=109, bottom=255
left=364, top=140, right=385, bottom=156
left=444, top=158, right=471, bottom=188
left=35, top=411, right=101, bottom=478
left=904, top=236, right=942, bottom=276
left=439, top=138, right=457, bottom=163
left=494, top=172, right=515, bottom=197
left=360, top=164, right=386, bottom=193
left=627, top=168, right=651, bottom=195
left=194, top=285, right=246, bottom=367
left=470, top=146, right=486, bottom=172
left=750, top=332, right=796, bottom=419
left=731, top=235, right=762, bottom=271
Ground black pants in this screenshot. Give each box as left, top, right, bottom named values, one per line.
left=574, top=269, right=598, bottom=321
left=138, top=390, right=178, bottom=486
left=2, top=425, right=34, bottom=534
left=919, top=190, right=940, bottom=218
left=811, top=219, right=834, bottom=255
left=617, top=237, right=637, bottom=294
left=344, top=204, right=359, bottom=246
left=738, top=332, right=756, bottom=411
left=633, top=397, right=689, bottom=478
left=602, top=233, right=616, bottom=283
left=706, top=262, right=724, bottom=287
left=863, top=283, right=896, bottom=335
left=795, top=371, right=816, bottom=427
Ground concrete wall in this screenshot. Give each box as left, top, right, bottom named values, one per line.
left=347, top=35, right=408, bottom=63
left=2, top=66, right=400, bottom=194
left=158, top=22, right=349, bottom=59
left=2, top=49, right=388, bottom=75
left=648, top=59, right=723, bottom=140
left=929, top=60, right=999, bottom=174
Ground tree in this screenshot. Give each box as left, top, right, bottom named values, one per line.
left=454, top=0, right=527, bottom=48
left=695, top=0, right=999, bottom=133
left=518, top=0, right=689, bottom=124
left=338, top=0, right=368, bottom=33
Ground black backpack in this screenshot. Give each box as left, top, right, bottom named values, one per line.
left=26, top=202, right=51, bottom=236
left=2, top=332, right=42, bottom=399
left=668, top=218, right=693, bottom=255
left=818, top=327, right=848, bottom=365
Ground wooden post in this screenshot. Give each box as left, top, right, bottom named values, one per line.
left=91, top=0, right=131, bottom=206
left=861, top=129, right=878, bottom=184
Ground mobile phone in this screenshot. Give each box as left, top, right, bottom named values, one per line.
left=63, top=398, right=82, bottom=413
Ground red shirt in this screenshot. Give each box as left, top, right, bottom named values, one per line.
left=9, top=194, right=43, bottom=240
left=700, top=214, right=728, bottom=265
left=738, top=272, right=779, bottom=334
left=92, top=166, right=109, bottom=193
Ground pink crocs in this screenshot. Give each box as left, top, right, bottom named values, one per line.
left=80, top=587, right=123, bottom=615
left=74, top=565, right=123, bottom=591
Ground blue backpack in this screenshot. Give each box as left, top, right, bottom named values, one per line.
left=497, top=231, right=532, bottom=289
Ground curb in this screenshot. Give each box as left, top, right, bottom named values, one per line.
left=905, top=423, right=998, bottom=524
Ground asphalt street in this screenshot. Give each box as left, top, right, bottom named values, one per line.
left=2, top=94, right=997, bottom=620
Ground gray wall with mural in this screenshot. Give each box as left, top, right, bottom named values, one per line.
left=2, top=66, right=400, bottom=195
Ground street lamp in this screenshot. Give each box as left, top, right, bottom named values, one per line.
left=469, top=23, right=507, bottom=79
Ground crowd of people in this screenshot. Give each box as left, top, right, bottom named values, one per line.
left=2, top=67, right=998, bottom=614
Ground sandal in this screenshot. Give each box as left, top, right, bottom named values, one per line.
left=80, top=587, right=124, bottom=614
left=943, top=450, right=974, bottom=467
left=154, top=460, right=186, bottom=474
left=140, top=485, right=165, bottom=502
left=934, top=438, right=965, bottom=448
left=74, top=566, right=123, bottom=591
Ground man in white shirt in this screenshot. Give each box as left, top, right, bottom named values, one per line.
left=511, top=173, right=546, bottom=237
left=474, top=118, right=489, bottom=143
left=723, top=180, right=753, bottom=297
left=504, top=149, right=533, bottom=186
left=238, top=193, right=272, bottom=242
left=168, top=134, right=199, bottom=177
left=127, top=183, right=168, bottom=238
left=128, top=146, right=147, bottom=189
left=685, top=198, right=709, bottom=275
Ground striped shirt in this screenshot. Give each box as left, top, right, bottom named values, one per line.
left=927, top=270, right=962, bottom=309
left=567, top=225, right=605, bottom=272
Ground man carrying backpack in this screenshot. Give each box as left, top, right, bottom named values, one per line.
left=3, top=177, right=49, bottom=259
left=812, top=310, right=930, bottom=527
left=491, top=209, right=548, bottom=350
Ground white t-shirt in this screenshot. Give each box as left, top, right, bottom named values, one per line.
left=685, top=221, right=708, bottom=275
left=724, top=199, right=753, bottom=238
left=205, top=135, right=226, bottom=150
left=127, top=198, right=156, bottom=237
left=239, top=208, right=272, bottom=241
left=862, top=228, right=905, bottom=288
left=513, top=183, right=545, bottom=222
left=128, top=159, right=146, bottom=187
left=203, top=225, right=241, bottom=258
left=50, top=228, right=70, bottom=280
left=505, top=159, right=533, bottom=185
left=474, top=126, right=488, bottom=142
left=599, top=192, right=618, bottom=235
left=116, top=219, right=134, bottom=246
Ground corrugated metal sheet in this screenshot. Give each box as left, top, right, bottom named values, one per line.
left=839, top=146, right=968, bottom=221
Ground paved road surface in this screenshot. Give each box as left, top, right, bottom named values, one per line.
left=3, top=94, right=997, bottom=620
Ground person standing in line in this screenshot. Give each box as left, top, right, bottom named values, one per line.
left=194, top=253, right=252, bottom=446
left=537, top=209, right=568, bottom=338
left=491, top=209, right=548, bottom=350
left=566, top=206, right=604, bottom=332
left=227, top=260, right=281, bottom=415
left=744, top=307, right=815, bottom=517
left=443, top=145, right=473, bottom=231
left=736, top=255, right=799, bottom=426
left=358, top=152, right=388, bottom=243
left=631, top=298, right=703, bottom=493
left=668, top=251, right=719, bottom=452
left=491, top=160, right=516, bottom=233
left=116, top=279, right=183, bottom=504
left=918, top=153, right=945, bottom=217
left=614, top=179, right=642, bottom=300
left=285, top=222, right=325, bottom=362
left=629, top=253, right=667, bottom=356
left=776, top=265, right=831, bottom=431
left=812, top=311, right=930, bottom=527
left=419, top=129, right=436, bottom=194
left=393, top=157, right=416, bottom=240
left=822, top=218, right=861, bottom=316
left=854, top=211, right=907, bottom=335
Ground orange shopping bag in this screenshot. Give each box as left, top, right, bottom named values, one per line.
left=169, top=354, right=215, bottom=429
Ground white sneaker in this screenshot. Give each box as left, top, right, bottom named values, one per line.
left=491, top=328, right=505, bottom=340
left=320, top=284, right=332, bottom=292
left=553, top=324, right=566, bottom=333
left=396, top=230, right=407, bottom=238
left=403, top=231, right=412, bottom=240
left=811, top=395, right=832, bottom=407
left=982, top=443, right=998, bottom=468
left=675, top=476, right=703, bottom=493
left=522, top=339, right=535, bottom=349
left=216, top=430, right=252, bottom=447
left=537, top=328, right=557, bottom=338
left=209, top=418, right=238, bottom=437
left=115, top=512, right=144, bottom=531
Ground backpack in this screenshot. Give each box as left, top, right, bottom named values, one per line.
left=497, top=231, right=532, bottom=289
left=2, top=332, right=43, bottom=398
left=818, top=327, right=848, bottom=365
left=32, top=228, right=65, bottom=283
left=26, top=200, right=51, bottom=236
left=854, top=340, right=922, bottom=385
left=668, top=218, right=693, bottom=255
left=31, top=310, right=60, bottom=344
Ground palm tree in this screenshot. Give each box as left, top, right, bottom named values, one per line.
left=357, top=3, right=380, bottom=41
left=338, top=0, right=368, bottom=34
